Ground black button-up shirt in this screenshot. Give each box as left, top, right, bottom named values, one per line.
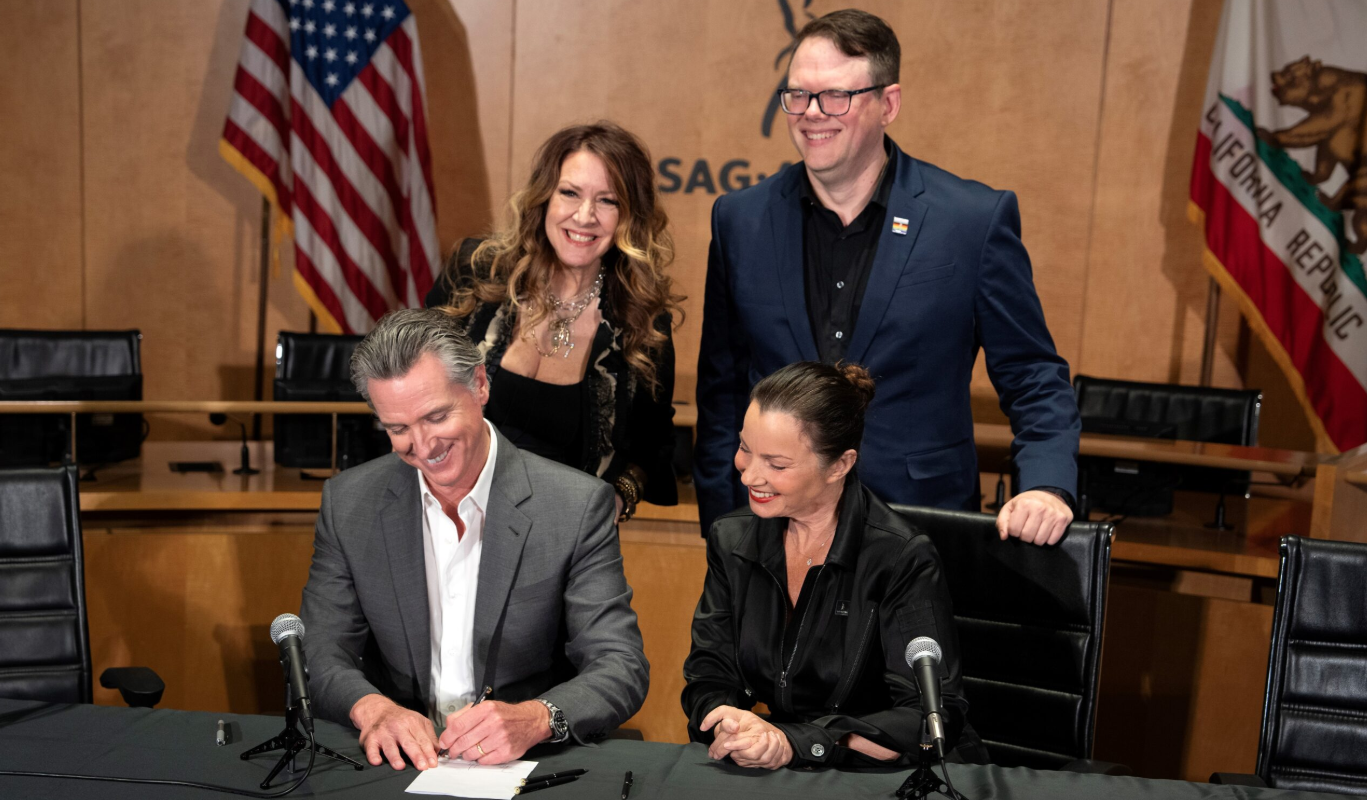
left=801, top=140, right=897, bottom=363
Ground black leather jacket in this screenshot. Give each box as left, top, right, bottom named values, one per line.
left=682, top=480, right=980, bottom=768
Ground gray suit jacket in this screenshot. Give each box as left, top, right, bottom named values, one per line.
left=299, top=430, right=649, bottom=743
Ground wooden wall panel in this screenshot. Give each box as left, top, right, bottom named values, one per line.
left=618, top=522, right=708, bottom=744
left=1078, top=0, right=1236, bottom=387
left=885, top=0, right=1109, bottom=374
left=0, top=0, right=84, bottom=329
left=84, top=518, right=317, bottom=712
left=413, top=0, right=512, bottom=253
left=1095, top=575, right=1274, bottom=782
left=444, top=0, right=514, bottom=221
left=77, top=0, right=310, bottom=439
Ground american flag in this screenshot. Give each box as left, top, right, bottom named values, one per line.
left=220, top=0, right=439, bottom=333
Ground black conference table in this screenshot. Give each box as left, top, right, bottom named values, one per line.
left=0, top=699, right=1344, bottom=799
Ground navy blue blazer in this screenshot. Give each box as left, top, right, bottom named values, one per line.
left=693, top=141, right=1081, bottom=533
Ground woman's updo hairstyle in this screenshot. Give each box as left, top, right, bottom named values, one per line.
left=750, top=361, right=876, bottom=467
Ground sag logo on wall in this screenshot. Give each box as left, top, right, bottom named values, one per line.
left=655, top=0, right=811, bottom=195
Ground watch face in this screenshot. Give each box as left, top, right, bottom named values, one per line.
left=540, top=700, right=568, bottom=740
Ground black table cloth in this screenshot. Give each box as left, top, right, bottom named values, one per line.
left=0, top=699, right=1344, bottom=799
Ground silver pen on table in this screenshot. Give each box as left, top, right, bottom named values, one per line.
left=216, top=719, right=226, bottom=746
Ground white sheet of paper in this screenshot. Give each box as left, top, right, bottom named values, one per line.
left=405, top=758, right=538, bottom=799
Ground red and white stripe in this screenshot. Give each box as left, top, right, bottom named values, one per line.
left=221, top=0, right=439, bottom=333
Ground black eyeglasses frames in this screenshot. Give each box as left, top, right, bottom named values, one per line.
left=777, top=85, right=886, bottom=116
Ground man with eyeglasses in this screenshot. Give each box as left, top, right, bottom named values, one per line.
left=695, top=9, right=1081, bottom=546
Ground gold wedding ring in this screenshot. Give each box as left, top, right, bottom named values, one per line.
left=476, top=743, right=486, bottom=756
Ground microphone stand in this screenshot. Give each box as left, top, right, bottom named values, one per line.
left=241, top=684, right=363, bottom=789
left=896, top=743, right=951, bottom=800
left=210, top=413, right=259, bottom=475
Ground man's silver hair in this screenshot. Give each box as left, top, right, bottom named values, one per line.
left=349, top=308, right=485, bottom=403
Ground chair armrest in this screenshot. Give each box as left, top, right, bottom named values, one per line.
left=1209, top=772, right=1268, bottom=787
left=99, top=667, right=165, bottom=708
left=1060, top=759, right=1131, bottom=776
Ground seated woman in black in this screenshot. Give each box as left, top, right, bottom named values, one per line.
left=426, top=122, right=682, bottom=519
left=682, top=361, right=985, bottom=769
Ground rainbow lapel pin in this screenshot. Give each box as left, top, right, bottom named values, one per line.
left=891, top=216, right=909, bottom=235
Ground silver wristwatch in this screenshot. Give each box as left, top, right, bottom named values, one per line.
left=537, top=699, right=569, bottom=743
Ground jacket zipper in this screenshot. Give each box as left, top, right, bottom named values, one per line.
left=831, top=608, right=877, bottom=712
left=733, top=565, right=754, bottom=698
left=778, top=564, right=827, bottom=710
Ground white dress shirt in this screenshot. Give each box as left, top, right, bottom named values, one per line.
left=419, top=419, right=498, bottom=729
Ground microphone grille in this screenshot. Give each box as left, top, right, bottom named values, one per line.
left=270, top=613, right=306, bottom=644
left=905, top=636, right=942, bottom=668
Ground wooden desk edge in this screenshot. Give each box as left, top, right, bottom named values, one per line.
left=2, top=402, right=1336, bottom=480
left=975, top=423, right=1325, bottom=478
left=0, top=400, right=373, bottom=414
left=635, top=500, right=701, bottom=524
left=1111, top=540, right=1281, bottom=579
left=81, top=491, right=324, bottom=512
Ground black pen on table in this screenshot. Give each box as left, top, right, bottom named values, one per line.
left=621, top=770, right=633, bottom=800
left=518, top=774, right=579, bottom=794
left=437, top=685, right=492, bottom=758
left=524, top=769, right=587, bottom=785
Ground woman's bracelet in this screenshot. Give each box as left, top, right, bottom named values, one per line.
left=614, top=465, right=646, bottom=523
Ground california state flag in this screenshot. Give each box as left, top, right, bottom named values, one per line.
left=1190, top=0, right=1367, bottom=452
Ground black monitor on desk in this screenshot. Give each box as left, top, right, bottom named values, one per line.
left=0, top=329, right=145, bottom=468
left=273, top=332, right=390, bottom=471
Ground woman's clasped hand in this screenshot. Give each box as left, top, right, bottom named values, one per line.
left=700, top=706, right=793, bottom=769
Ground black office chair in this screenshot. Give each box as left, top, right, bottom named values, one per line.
left=273, top=332, right=389, bottom=470
left=0, top=465, right=163, bottom=707
left=1212, top=536, right=1367, bottom=794
left=0, top=329, right=145, bottom=469
left=889, top=504, right=1120, bottom=773
left=1073, top=375, right=1262, bottom=522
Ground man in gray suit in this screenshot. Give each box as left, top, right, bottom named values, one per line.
left=300, top=308, right=648, bottom=771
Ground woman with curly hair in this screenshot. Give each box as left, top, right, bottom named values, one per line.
left=425, top=121, right=683, bottom=519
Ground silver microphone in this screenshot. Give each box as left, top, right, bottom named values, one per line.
left=905, top=636, right=946, bottom=758
left=271, top=613, right=314, bottom=732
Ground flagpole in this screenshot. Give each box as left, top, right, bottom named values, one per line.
left=251, top=197, right=271, bottom=441
left=1199, top=277, right=1220, bottom=387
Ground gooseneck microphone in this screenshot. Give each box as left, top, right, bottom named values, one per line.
left=905, top=636, right=947, bottom=759
left=210, top=412, right=260, bottom=475
left=270, top=613, right=314, bottom=733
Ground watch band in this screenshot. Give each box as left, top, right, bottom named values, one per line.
left=537, top=699, right=570, bottom=743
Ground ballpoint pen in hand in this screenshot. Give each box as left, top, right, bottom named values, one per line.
left=437, top=685, right=493, bottom=758
left=621, top=770, right=633, bottom=800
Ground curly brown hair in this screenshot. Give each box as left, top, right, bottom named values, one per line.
left=440, top=121, right=682, bottom=394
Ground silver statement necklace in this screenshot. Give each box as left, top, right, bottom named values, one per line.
left=528, top=269, right=603, bottom=358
